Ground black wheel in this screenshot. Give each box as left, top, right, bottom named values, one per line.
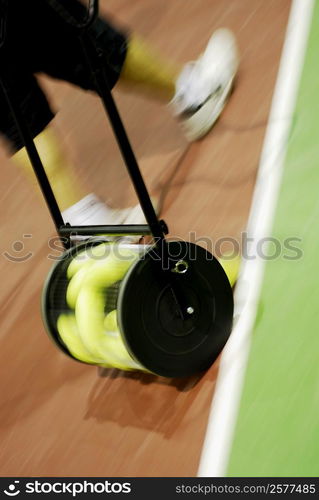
left=118, top=241, right=234, bottom=377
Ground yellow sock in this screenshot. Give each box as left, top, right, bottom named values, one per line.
left=12, top=127, right=85, bottom=211
left=120, top=35, right=181, bottom=100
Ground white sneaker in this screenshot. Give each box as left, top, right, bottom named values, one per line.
left=62, top=193, right=158, bottom=241
left=170, top=28, right=239, bottom=141
left=62, top=194, right=121, bottom=228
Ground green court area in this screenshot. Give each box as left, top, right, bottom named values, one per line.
left=227, top=0, right=319, bottom=477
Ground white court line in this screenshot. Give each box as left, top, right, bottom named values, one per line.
left=198, top=0, right=315, bottom=477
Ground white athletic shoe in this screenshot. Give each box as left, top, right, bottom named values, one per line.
left=62, top=193, right=158, bottom=241
left=170, top=28, right=239, bottom=141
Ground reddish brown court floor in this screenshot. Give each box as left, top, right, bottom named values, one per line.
left=0, top=0, right=290, bottom=477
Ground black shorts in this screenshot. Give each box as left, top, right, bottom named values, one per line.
left=0, top=0, right=128, bottom=151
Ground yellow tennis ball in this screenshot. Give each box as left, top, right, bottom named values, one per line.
left=75, top=284, right=143, bottom=370
left=67, top=242, right=112, bottom=279
left=66, top=261, right=94, bottom=309
left=102, top=311, right=143, bottom=371
left=219, top=254, right=241, bottom=287
left=75, top=285, right=115, bottom=363
left=100, top=334, right=142, bottom=371
left=104, top=309, right=118, bottom=331
left=83, top=249, right=138, bottom=289
left=68, top=244, right=143, bottom=371
left=57, top=313, right=104, bottom=364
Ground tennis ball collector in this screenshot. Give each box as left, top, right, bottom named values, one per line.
left=43, top=237, right=235, bottom=378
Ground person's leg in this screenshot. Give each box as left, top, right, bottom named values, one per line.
left=120, top=34, right=180, bottom=101
left=118, top=28, right=239, bottom=141
left=0, top=67, right=109, bottom=225
left=39, top=1, right=238, bottom=142
left=96, top=22, right=239, bottom=142
left=12, top=126, right=85, bottom=212
left=0, top=2, right=90, bottom=218
left=11, top=123, right=151, bottom=227
left=2, top=0, right=153, bottom=229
